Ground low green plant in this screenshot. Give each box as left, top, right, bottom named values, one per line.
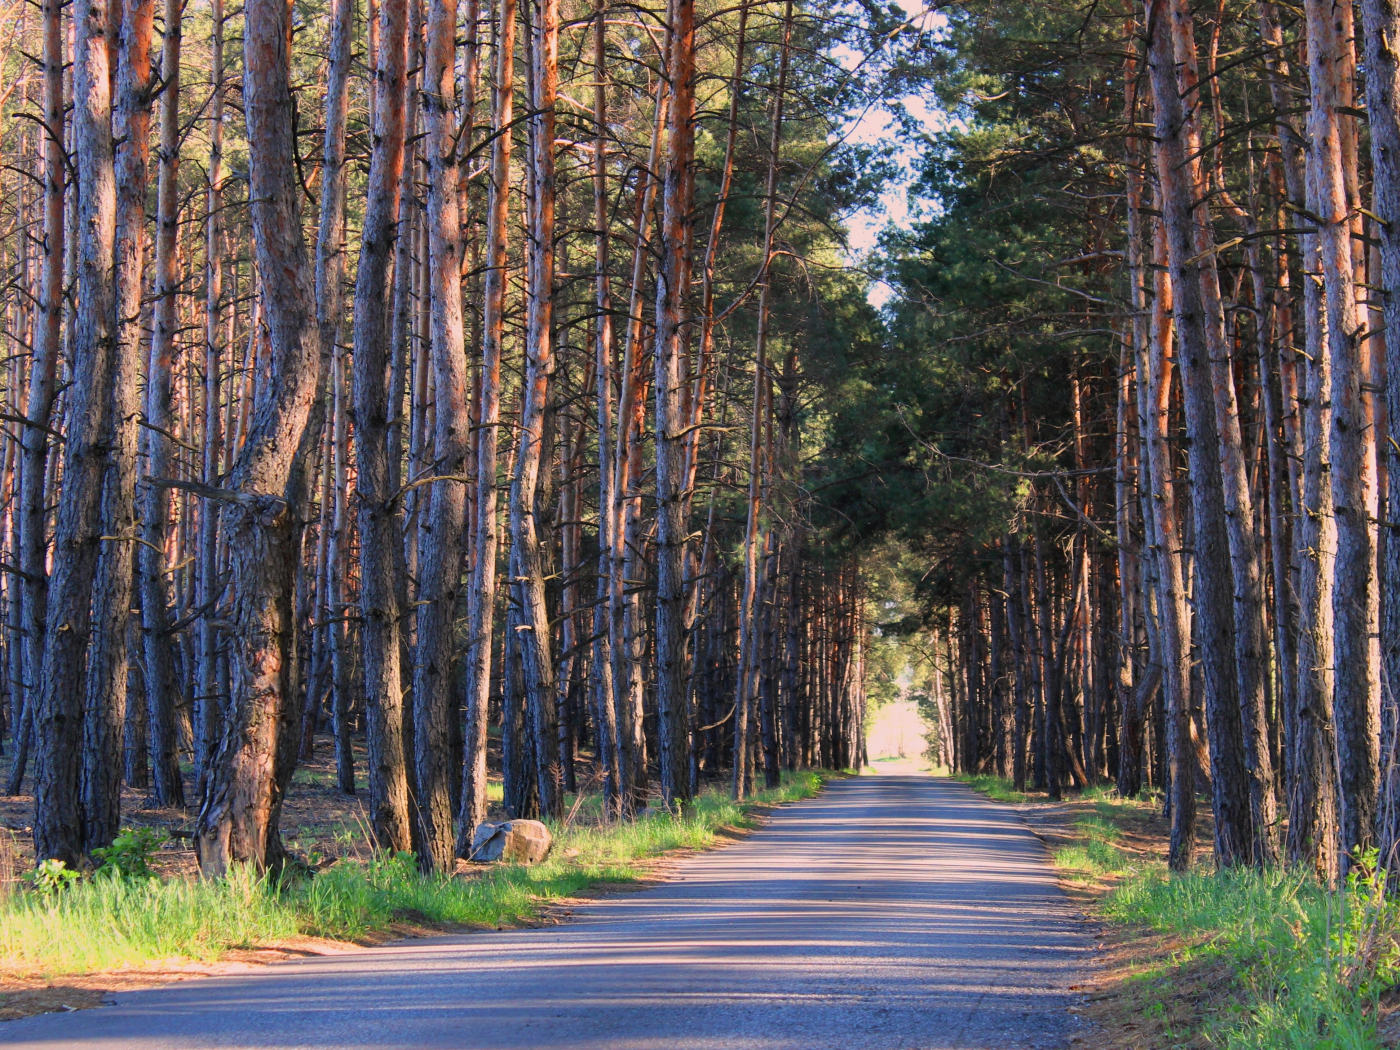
left=2, top=864, right=298, bottom=975
left=1052, top=815, right=1130, bottom=880
left=92, top=827, right=167, bottom=880
left=28, top=859, right=80, bottom=895
left=1104, top=857, right=1400, bottom=1048
left=1054, top=840, right=1125, bottom=880
left=953, top=773, right=1028, bottom=803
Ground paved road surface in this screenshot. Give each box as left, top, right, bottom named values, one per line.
left=1, top=775, right=1091, bottom=1049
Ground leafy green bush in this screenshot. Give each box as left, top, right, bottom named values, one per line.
left=92, top=827, right=167, bottom=880
left=27, top=859, right=80, bottom=895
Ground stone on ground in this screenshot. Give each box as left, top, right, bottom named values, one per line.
left=470, top=820, right=552, bottom=864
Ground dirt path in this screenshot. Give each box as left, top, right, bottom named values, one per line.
left=0, top=775, right=1092, bottom=1049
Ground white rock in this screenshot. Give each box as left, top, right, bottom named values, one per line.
left=469, top=819, right=552, bottom=864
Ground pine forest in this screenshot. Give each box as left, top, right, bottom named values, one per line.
left=7, top=0, right=1400, bottom=1046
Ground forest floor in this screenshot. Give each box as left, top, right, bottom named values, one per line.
left=959, top=775, right=1400, bottom=1050
left=0, top=739, right=824, bottom=1022
left=0, top=736, right=492, bottom=876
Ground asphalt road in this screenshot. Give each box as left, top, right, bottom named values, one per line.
left=1, top=774, right=1091, bottom=1050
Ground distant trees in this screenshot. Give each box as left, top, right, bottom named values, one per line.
left=864, top=0, right=1400, bottom=879
left=0, top=0, right=893, bottom=871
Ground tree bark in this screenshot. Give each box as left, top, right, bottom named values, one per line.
left=413, top=0, right=471, bottom=869
left=458, top=0, right=516, bottom=853
left=1117, top=142, right=1144, bottom=797
left=1144, top=0, right=1256, bottom=865
left=1291, top=168, right=1341, bottom=876
left=734, top=0, right=792, bottom=799
left=195, top=0, right=323, bottom=875
left=652, top=0, right=697, bottom=805
left=315, top=0, right=355, bottom=797
left=589, top=0, right=623, bottom=813
left=83, top=0, right=155, bottom=850
left=511, top=0, right=561, bottom=819
left=607, top=71, right=668, bottom=813
left=352, top=0, right=413, bottom=853
left=6, top=0, right=65, bottom=798
left=1360, top=0, right=1400, bottom=871
left=196, top=0, right=226, bottom=800
left=1139, top=219, right=1197, bottom=870
left=139, top=0, right=186, bottom=810
left=34, top=0, right=118, bottom=864
left=1307, top=0, right=1379, bottom=866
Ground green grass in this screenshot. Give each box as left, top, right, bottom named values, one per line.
left=1105, top=862, right=1400, bottom=1049
left=1053, top=815, right=1130, bottom=881
left=952, top=773, right=1028, bottom=803
left=0, top=771, right=826, bottom=979
left=0, top=865, right=301, bottom=975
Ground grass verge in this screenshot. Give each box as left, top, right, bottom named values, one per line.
left=0, top=770, right=825, bottom=981
left=956, top=773, right=1400, bottom=1049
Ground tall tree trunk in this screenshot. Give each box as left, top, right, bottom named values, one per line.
left=387, top=0, right=421, bottom=505
left=1139, top=220, right=1197, bottom=871
left=352, top=0, right=413, bottom=853
left=554, top=418, right=581, bottom=794
left=83, top=0, right=155, bottom=849
left=988, top=574, right=1008, bottom=777
left=1003, top=534, right=1029, bottom=791
left=392, top=0, right=423, bottom=858
left=684, top=0, right=748, bottom=501
left=196, top=0, right=226, bottom=800
left=414, top=0, right=471, bottom=870
left=610, top=81, right=666, bottom=814
left=1360, top=0, right=1400, bottom=870
left=1291, top=146, right=1342, bottom=878
left=328, top=352, right=354, bottom=792
left=652, top=0, right=696, bottom=805
left=734, top=0, right=792, bottom=799
left=34, top=0, right=118, bottom=864
left=1254, top=0, right=1339, bottom=877
left=315, top=0, right=355, bottom=796
left=1119, top=45, right=1152, bottom=800
left=1248, top=202, right=1297, bottom=823
left=1031, top=514, right=1054, bottom=793
left=458, top=0, right=516, bottom=853
left=453, top=0, right=482, bottom=821
left=140, top=0, right=186, bottom=810
left=1117, top=136, right=1145, bottom=797
left=589, top=0, right=623, bottom=812
left=1307, top=0, right=1379, bottom=866
left=195, top=0, right=323, bottom=875
left=1172, top=0, right=1276, bottom=862
left=1144, top=0, right=1256, bottom=865
left=6, top=0, right=65, bottom=797
left=511, top=0, right=561, bottom=819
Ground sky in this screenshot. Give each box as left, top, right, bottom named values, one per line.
left=831, top=1, right=948, bottom=308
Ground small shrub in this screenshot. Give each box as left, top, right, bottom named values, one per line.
left=92, top=827, right=167, bottom=880
left=28, top=859, right=80, bottom=895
